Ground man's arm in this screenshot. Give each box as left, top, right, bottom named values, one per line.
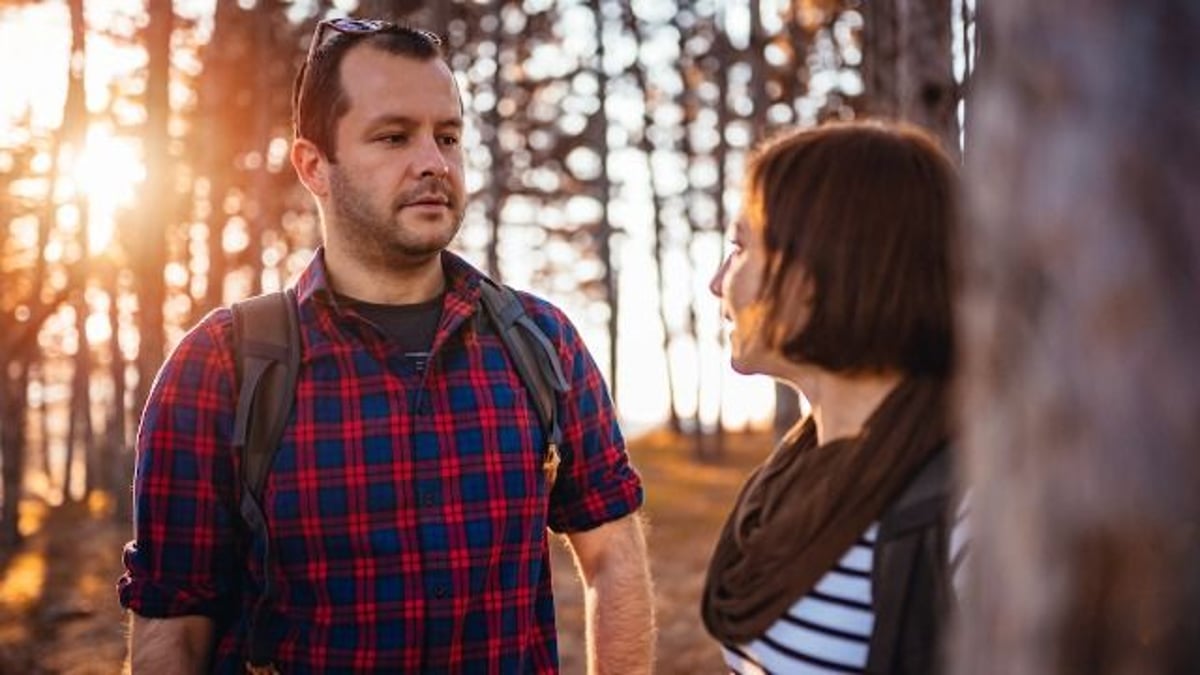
left=566, top=512, right=655, bottom=675
left=128, top=614, right=214, bottom=674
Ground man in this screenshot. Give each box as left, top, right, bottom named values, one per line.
left=119, top=19, right=653, bottom=674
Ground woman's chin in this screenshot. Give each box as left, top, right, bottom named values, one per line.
left=729, top=354, right=759, bottom=376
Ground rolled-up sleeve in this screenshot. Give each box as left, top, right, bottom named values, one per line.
left=531, top=303, right=643, bottom=533
left=117, top=309, right=241, bottom=618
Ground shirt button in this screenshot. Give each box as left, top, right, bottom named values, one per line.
left=422, top=492, right=436, bottom=507
left=434, top=586, right=447, bottom=599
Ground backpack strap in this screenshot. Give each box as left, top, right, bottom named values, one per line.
left=230, top=288, right=299, bottom=674
left=477, top=279, right=569, bottom=486
left=867, top=445, right=952, bottom=674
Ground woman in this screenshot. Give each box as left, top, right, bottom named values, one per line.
left=702, top=120, right=963, bottom=674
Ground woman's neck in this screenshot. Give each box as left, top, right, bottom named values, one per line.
left=783, top=366, right=904, bottom=445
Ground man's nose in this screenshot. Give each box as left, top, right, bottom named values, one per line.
left=414, top=135, right=449, bottom=178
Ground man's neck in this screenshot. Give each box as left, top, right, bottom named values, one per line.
left=323, top=245, right=447, bottom=305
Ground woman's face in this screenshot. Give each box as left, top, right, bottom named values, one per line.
left=710, top=214, right=773, bottom=375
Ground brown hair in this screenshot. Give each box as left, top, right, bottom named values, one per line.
left=292, top=24, right=444, bottom=162
left=746, top=120, right=959, bottom=377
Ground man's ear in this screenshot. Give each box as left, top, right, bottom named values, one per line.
left=291, top=137, right=330, bottom=198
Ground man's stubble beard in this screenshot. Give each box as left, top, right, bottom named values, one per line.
left=326, top=165, right=465, bottom=266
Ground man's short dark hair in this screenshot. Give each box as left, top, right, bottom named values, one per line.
left=747, top=120, right=960, bottom=377
left=292, top=23, right=444, bottom=162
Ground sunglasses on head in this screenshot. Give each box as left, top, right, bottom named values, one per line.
left=294, top=18, right=444, bottom=126
left=305, top=17, right=442, bottom=63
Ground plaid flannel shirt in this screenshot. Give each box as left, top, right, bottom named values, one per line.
left=118, top=250, right=643, bottom=673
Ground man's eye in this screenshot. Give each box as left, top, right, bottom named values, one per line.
left=439, top=135, right=460, bottom=146
left=378, top=134, right=407, bottom=144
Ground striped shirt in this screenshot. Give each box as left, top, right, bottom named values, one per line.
left=724, top=502, right=971, bottom=674
left=723, top=525, right=878, bottom=674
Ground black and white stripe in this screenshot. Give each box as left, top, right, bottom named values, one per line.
left=722, top=505, right=971, bottom=674
left=722, top=525, right=878, bottom=674
left=949, top=492, right=971, bottom=597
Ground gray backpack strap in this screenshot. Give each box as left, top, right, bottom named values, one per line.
left=867, top=444, right=952, bottom=674
left=231, top=288, right=300, bottom=501
left=477, top=279, right=569, bottom=485
left=230, top=287, right=300, bottom=673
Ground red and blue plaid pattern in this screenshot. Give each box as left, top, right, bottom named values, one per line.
left=118, top=250, right=643, bottom=673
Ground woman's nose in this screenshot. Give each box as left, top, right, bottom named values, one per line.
left=709, top=257, right=728, bottom=298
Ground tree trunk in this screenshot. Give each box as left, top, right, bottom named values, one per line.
left=622, top=3, right=682, bottom=435
left=133, top=0, right=174, bottom=414
left=246, top=0, right=278, bottom=296
left=862, top=0, right=959, bottom=154
left=194, top=0, right=239, bottom=319
left=482, top=0, right=506, bottom=280
left=66, top=297, right=95, bottom=502
left=0, top=296, right=66, bottom=547
left=956, top=1, right=1200, bottom=672
left=712, top=30, right=732, bottom=439
left=590, top=0, right=619, bottom=403
left=105, top=266, right=128, bottom=505
left=0, top=364, right=29, bottom=549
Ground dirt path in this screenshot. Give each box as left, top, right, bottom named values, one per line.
left=0, top=429, right=769, bottom=674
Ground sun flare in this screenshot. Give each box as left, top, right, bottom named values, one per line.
left=65, top=125, right=145, bottom=253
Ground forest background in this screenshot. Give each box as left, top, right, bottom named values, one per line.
left=1, top=0, right=1197, bottom=673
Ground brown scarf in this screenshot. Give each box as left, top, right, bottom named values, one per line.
left=701, top=376, right=949, bottom=644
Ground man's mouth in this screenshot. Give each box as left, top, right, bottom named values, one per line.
left=404, top=194, right=450, bottom=208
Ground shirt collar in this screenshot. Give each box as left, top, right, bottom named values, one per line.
left=292, top=246, right=485, bottom=309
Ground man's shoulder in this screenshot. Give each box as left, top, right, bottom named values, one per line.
left=192, top=304, right=237, bottom=343
left=142, top=306, right=239, bottom=411
left=163, top=305, right=237, bottom=367
left=505, top=287, right=577, bottom=342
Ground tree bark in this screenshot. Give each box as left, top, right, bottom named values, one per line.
left=622, top=3, right=682, bottom=435
left=104, top=291, right=122, bottom=498
left=956, top=1, right=1200, bottom=672
left=194, top=0, right=239, bottom=318
left=133, top=0, right=173, bottom=414
left=482, top=0, right=507, bottom=280
left=0, top=364, right=29, bottom=549
left=862, top=0, right=959, bottom=154
left=65, top=297, right=94, bottom=502
left=589, top=0, right=619, bottom=403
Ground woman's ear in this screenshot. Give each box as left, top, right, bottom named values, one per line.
left=291, top=138, right=330, bottom=199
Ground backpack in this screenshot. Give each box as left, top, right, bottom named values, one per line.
left=867, top=445, right=954, bottom=674
left=228, top=279, right=569, bottom=673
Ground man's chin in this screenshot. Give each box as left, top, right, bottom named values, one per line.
left=379, top=223, right=457, bottom=256
left=379, top=242, right=448, bottom=262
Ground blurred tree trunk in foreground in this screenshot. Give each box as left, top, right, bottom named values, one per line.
left=956, top=1, right=1200, bottom=672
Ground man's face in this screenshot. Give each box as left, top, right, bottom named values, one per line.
left=324, top=46, right=466, bottom=265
